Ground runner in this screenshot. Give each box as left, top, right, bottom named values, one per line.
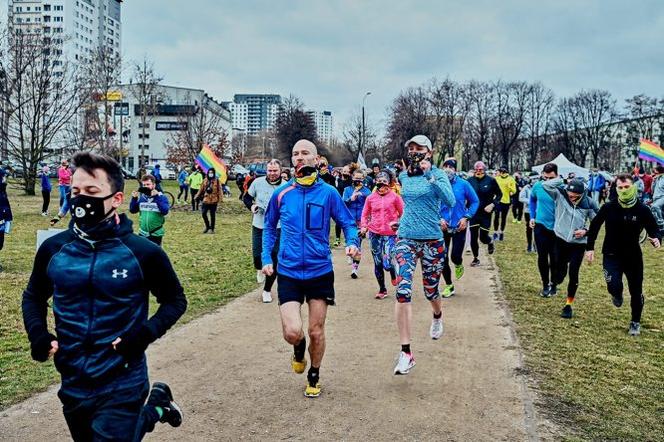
left=177, top=167, right=189, bottom=204
left=529, top=163, right=561, bottom=297
left=153, top=164, right=164, bottom=192
left=22, top=151, right=187, bottom=440
left=318, top=156, right=336, bottom=186
left=360, top=171, right=403, bottom=299
left=187, top=166, right=203, bottom=212
left=333, top=165, right=352, bottom=247
left=129, top=174, right=170, bottom=246
left=585, top=174, right=661, bottom=336
left=195, top=168, right=222, bottom=234
left=588, top=168, right=607, bottom=206
left=511, top=172, right=525, bottom=224
left=541, top=178, right=598, bottom=319
left=343, top=170, right=371, bottom=279
left=392, top=135, right=455, bottom=375
left=466, top=161, right=499, bottom=267
left=57, top=159, right=72, bottom=211
left=262, top=139, right=359, bottom=398
left=493, top=165, right=516, bottom=241
left=247, top=159, right=283, bottom=303
left=439, top=158, right=479, bottom=298
left=518, top=175, right=536, bottom=253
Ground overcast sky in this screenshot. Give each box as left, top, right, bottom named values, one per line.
left=7, top=1, right=664, bottom=135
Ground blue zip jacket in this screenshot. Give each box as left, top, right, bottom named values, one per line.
left=41, top=174, right=52, bottom=192
left=440, top=176, right=479, bottom=229
left=22, top=215, right=187, bottom=395
left=177, top=170, right=188, bottom=186
left=529, top=180, right=557, bottom=230
left=588, top=173, right=606, bottom=192
left=398, top=166, right=455, bottom=240
left=342, top=185, right=371, bottom=222
left=262, top=178, right=359, bottom=280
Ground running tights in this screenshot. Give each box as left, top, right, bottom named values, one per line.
left=552, top=238, right=585, bottom=298
left=524, top=213, right=533, bottom=249
left=534, top=224, right=556, bottom=288
left=603, top=253, right=645, bottom=323
left=493, top=202, right=510, bottom=231
left=442, top=230, right=466, bottom=285
left=202, top=203, right=217, bottom=230
left=469, top=216, right=492, bottom=258
left=511, top=201, right=523, bottom=221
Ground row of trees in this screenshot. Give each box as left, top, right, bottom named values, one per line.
left=384, top=77, right=664, bottom=172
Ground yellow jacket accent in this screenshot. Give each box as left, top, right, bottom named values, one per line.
left=496, top=175, right=516, bottom=204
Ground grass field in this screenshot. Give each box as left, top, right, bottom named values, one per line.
left=494, top=218, right=664, bottom=441
left=0, top=180, right=255, bottom=409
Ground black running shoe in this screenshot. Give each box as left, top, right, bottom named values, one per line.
left=147, top=382, right=183, bottom=427
left=539, top=286, right=551, bottom=298
left=488, top=242, right=495, bottom=255
left=470, top=258, right=480, bottom=267
left=549, top=285, right=557, bottom=296
left=560, top=304, right=573, bottom=319
left=612, top=293, right=623, bottom=308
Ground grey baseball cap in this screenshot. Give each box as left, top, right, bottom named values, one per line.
left=404, top=135, right=432, bottom=150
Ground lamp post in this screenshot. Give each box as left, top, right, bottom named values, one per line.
left=361, top=91, right=371, bottom=157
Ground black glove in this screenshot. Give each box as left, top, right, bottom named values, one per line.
left=114, top=324, right=154, bottom=360
left=31, top=332, right=57, bottom=362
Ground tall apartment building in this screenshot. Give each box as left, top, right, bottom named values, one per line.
left=307, top=110, right=333, bottom=145
left=224, top=94, right=282, bottom=135
left=8, top=0, right=122, bottom=72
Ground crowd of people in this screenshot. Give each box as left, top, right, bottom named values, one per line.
left=0, top=135, right=659, bottom=440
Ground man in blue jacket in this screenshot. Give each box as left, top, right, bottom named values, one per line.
left=439, top=158, right=479, bottom=297
left=22, top=152, right=187, bottom=441
left=588, top=168, right=606, bottom=205
left=342, top=169, right=371, bottom=279
left=529, top=163, right=562, bottom=297
left=262, top=139, right=359, bottom=399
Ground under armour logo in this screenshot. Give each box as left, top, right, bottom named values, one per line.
left=112, top=269, right=128, bottom=279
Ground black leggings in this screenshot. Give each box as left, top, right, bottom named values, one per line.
left=252, top=226, right=279, bottom=291
left=534, top=224, right=556, bottom=287
left=335, top=223, right=343, bottom=241
left=42, top=190, right=51, bottom=213
left=202, top=203, right=218, bottom=230
left=552, top=238, right=585, bottom=298
left=524, top=213, right=533, bottom=249
left=0, top=231, right=4, bottom=250
left=469, top=216, right=492, bottom=258
left=442, top=230, right=467, bottom=285
left=493, top=203, right=510, bottom=231
left=511, top=201, right=523, bottom=221
left=603, top=253, right=645, bottom=323
left=190, top=188, right=200, bottom=211
left=178, top=185, right=188, bottom=201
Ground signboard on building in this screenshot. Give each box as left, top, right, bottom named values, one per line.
left=104, top=91, right=123, bottom=101
left=156, top=122, right=188, bottom=131
left=114, top=102, right=129, bottom=116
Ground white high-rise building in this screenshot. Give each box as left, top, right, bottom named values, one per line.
left=307, top=110, right=333, bottom=145
left=224, top=94, right=282, bottom=135
left=8, top=0, right=122, bottom=72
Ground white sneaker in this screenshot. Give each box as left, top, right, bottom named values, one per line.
left=257, top=270, right=265, bottom=284
left=393, top=351, right=415, bottom=375
left=346, top=256, right=353, bottom=265
left=262, top=291, right=273, bottom=303
left=430, top=317, right=444, bottom=340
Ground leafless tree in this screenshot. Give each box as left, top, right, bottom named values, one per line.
left=343, top=110, right=376, bottom=160
left=165, top=93, right=230, bottom=165
left=127, top=57, right=162, bottom=167
left=385, top=86, right=431, bottom=160
left=523, top=82, right=554, bottom=167
left=493, top=81, right=530, bottom=169
left=574, top=90, right=617, bottom=168
left=427, top=78, right=470, bottom=164
left=274, top=94, right=319, bottom=160
left=464, top=80, right=499, bottom=168
left=0, top=25, right=85, bottom=194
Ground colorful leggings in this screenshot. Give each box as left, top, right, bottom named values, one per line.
left=369, top=233, right=397, bottom=292
left=393, top=238, right=446, bottom=303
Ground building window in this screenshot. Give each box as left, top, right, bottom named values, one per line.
left=139, top=123, right=150, bottom=129
left=44, top=5, right=51, bottom=12
left=139, top=134, right=150, bottom=139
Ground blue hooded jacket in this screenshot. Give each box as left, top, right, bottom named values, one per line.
left=262, top=178, right=359, bottom=280
left=342, top=184, right=371, bottom=222
left=529, top=180, right=558, bottom=230
left=440, top=176, right=479, bottom=229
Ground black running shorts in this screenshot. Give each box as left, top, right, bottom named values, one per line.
left=277, top=271, right=335, bottom=306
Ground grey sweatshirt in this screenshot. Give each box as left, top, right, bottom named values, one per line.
left=247, top=177, right=281, bottom=229
left=653, top=175, right=664, bottom=203
left=542, top=177, right=598, bottom=244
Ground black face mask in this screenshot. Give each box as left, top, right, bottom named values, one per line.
left=295, top=165, right=318, bottom=178
left=138, top=186, right=152, bottom=196
left=375, top=182, right=388, bottom=190
left=267, top=176, right=282, bottom=185
left=70, top=193, right=116, bottom=230
left=406, top=151, right=427, bottom=176
left=353, top=180, right=363, bottom=187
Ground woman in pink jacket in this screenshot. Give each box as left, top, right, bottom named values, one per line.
left=360, top=171, right=404, bottom=299
left=57, top=159, right=72, bottom=210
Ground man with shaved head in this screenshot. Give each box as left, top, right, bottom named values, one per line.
left=262, top=139, right=360, bottom=398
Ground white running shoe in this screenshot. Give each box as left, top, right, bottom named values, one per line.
left=430, top=317, right=444, bottom=340
left=393, top=351, right=415, bottom=375
left=262, top=291, right=273, bottom=303
left=346, top=256, right=353, bottom=265
left=257, top=270, right=265, bottom=284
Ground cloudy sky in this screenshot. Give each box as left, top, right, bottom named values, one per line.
left=9, top=1, right=664, bottom=134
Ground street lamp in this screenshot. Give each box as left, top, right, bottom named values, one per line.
left=361, top=91, right=371, bottom=157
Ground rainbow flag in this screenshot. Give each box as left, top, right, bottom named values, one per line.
left=638, top=139, right=664, bottom=165
left=195, top=144, right=228, bottom=182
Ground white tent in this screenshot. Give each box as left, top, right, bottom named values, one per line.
left=531, top=153, right=590, bottom=179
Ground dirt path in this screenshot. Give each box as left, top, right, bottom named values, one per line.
left=1, top=248, right=556, bottom=441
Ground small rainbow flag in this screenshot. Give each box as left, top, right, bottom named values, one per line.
left=195, top=144, right=228, bottom=182
left=638, top=139, right=664, bottom=165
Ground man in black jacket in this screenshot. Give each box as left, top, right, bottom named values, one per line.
left=585, top=174, right=661, bottom=336
left=466, top=161, right=500, bottom=266
left=22, top=152, right=187, bottom=441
